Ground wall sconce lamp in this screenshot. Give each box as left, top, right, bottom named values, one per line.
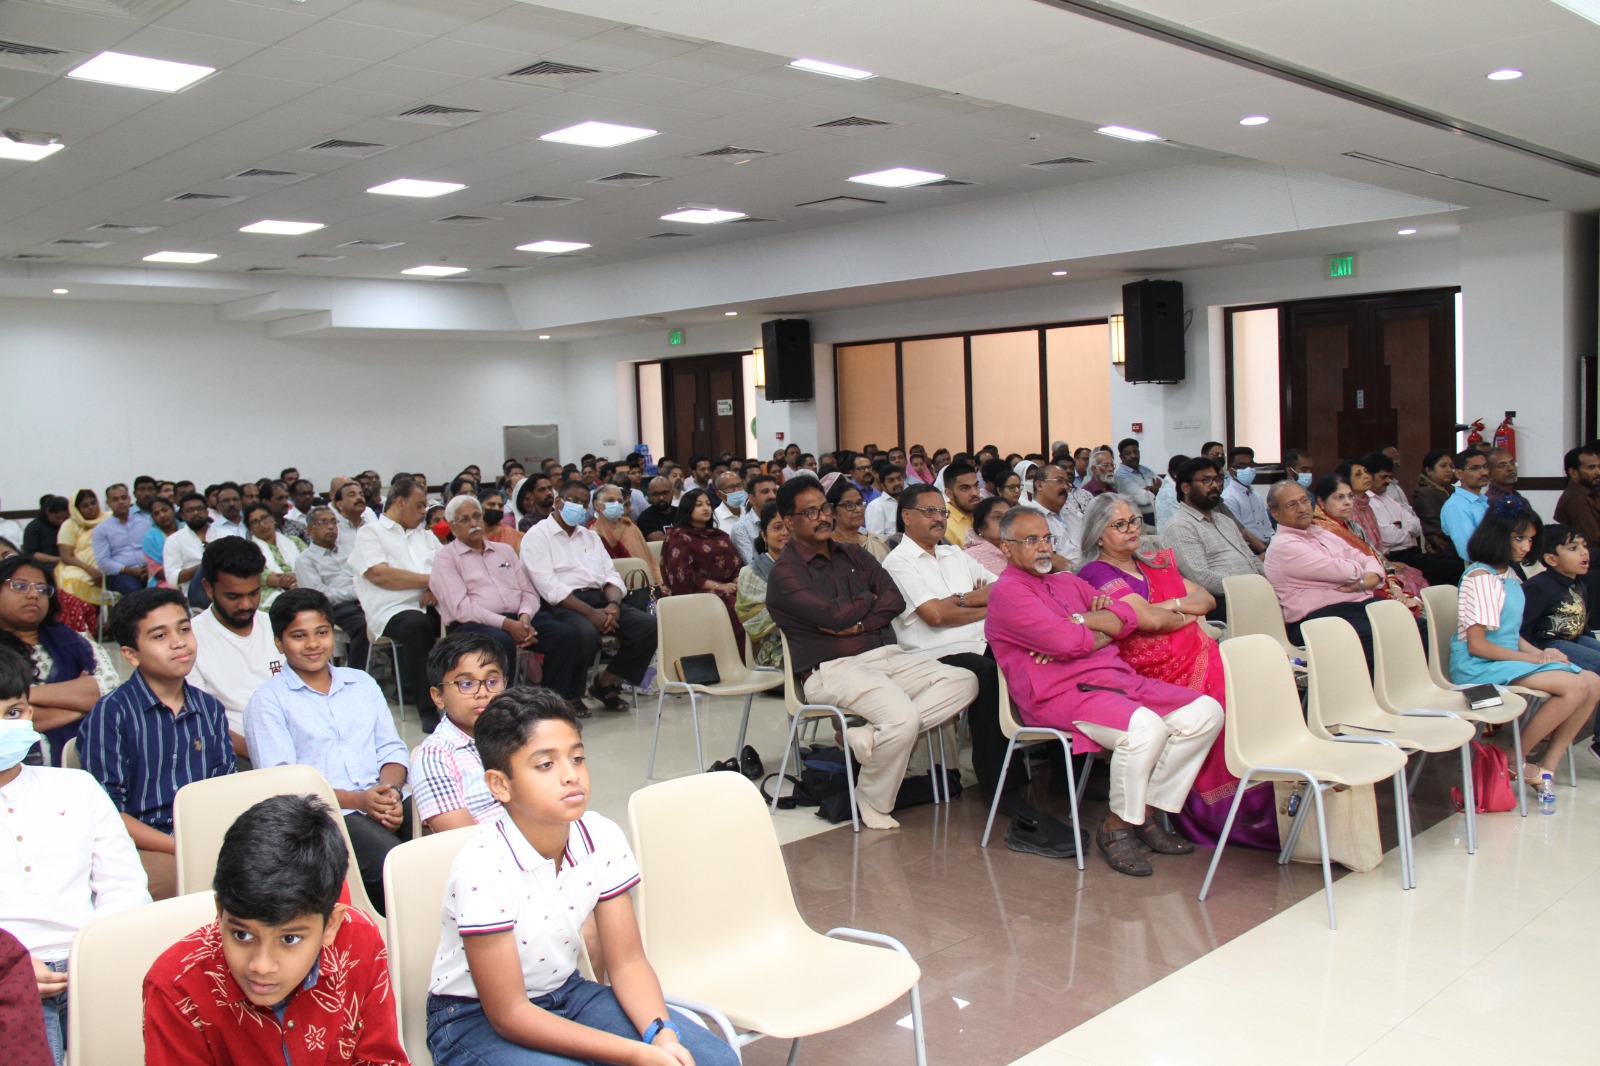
left=753, top=346, right=766, bottom=388
left=1108, top=314, right=1126, bottom=367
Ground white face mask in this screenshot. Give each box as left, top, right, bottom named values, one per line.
left=0, top=720, right=42, bottom=771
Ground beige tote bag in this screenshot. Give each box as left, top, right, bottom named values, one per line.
left=1272, top=781, right=1384, bottom=873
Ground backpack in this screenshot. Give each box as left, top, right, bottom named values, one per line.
left=1451, top=740, right=1517, bottom=813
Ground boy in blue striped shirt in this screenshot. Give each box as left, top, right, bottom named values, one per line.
left=80, top=588, right=233, bottom=899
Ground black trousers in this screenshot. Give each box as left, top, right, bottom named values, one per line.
left=447, top=608, right=586, bottom=700
left=344, top=800, right=412, bottom=916
left=328, top=599, right=369, bottom=673
left=1287, top=597, right=1427, bottom=672
left=545, top=587, right=657, bottom=687
left=383, top=608, right=440, bottom=729
left=937, top=651, right=1026, bottom=804
left=1389, top=547, right=1464, bottom=589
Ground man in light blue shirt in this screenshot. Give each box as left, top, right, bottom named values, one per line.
left=1441, top=448, right=1491, bottom=560
left=1113, top=437, right=1162, bottom=525
left=1221, top=446, right=1274, bottom=549
left=92, top=482, right=152, bottom=595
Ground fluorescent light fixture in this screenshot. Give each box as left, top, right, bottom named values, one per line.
left=515, top=240, right=590, bottom=254
left=789, top=57, right=875, bottom=80
left=239, top=220, right=325, bottom=235
left=724, top=311, right=738, bottom=316
left=1096, top=125, right=1162, bottom=142
left=52, top=288, right=68, bottom=294
left=659, top=207, right=746, bottom=224
left=847, top=167, right=945, bottom=188
left=1486, top=68, right=1524, bottom=80
left=538, top=334, right=552, bottom=340
left=1051, top=270, right=1068, bottom=276
left=401, top=264, right=468, bottom=276
left=539, top=121, right=657, bottom=147
left=67, top=51, right=215, bottom=93
left=1108, top=314, right=1126, bottom=366
left=0, top=139, right=63, bottom=162
left=1397, top=228, right=1418, bottom=235
left=366, top=179, right=466, bottom=197
left=143, top=251, right=217, bottom=263
left=1239, top=115, right=1271, bottom=126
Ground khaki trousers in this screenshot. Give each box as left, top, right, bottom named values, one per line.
left=1075, top=696, right=1224, bottom=824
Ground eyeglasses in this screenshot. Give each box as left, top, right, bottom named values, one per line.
left=906, top=506, right=950, bottom=519
left=793, top=504, right=835, bottom=521
left=835, top=500, right=866, bottom=511
left=1004, top=534, right=1052, bottom=548
left=1037, top=476, right=1068, bottom=486
left=1190, top=476, right=1221, bottom=487
left=442, top=676, right=505, bottom=696
left=4, top=579, right=54, bottom=597
left=1107, top=519, right=1142, bottom=533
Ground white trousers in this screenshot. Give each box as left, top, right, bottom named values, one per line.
left=1074, top=695, right=1224, bottom=824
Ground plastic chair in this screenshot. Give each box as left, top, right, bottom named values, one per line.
left=1302, top=616, right=1475, bottom=869
left=173, top=764, right=381, bottom=922
left=649, top=593, right=783, bottom=777
left=60, top=736, right=80, bottom=770
left=614, top=556, right=654, bottom=588
left=977, top=666, right=1086, bottom=871
left=66, top=891, right=218, bottom=1066
left=1199, top=635, right=1411, bottom=929
left=1222, top=573, right=1305, bottom=674
left=630, top=773, right=927, bottom=1065
left=367, top=628, right=409, bottom=721
left=647, top=539, right=663, bottom=562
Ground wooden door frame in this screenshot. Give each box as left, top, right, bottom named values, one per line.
left=639, top=352, right=750, bottom=463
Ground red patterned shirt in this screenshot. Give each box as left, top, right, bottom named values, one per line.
left=142, top=907, right=408, bottom=1066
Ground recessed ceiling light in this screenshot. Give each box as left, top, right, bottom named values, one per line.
left=847, top=167, right=945, bottom=188
left=52, top=288, right=68, bottom=294
left=515, top=240, right=591, bottom=254
left=143, top=251, right=216, bottom=264
left=539, top=121, right=658, bottom=148
left=401, top=264, right=468, bottom=276
left=239, top=220, right=325, bottom=236
left=367, top=179, right=466, bottom=197
left=1239, top=115, right=1271, bottom=126
left=1397, top=227, right=1418, bottom=235
left=659, top=208, right=746, bottom=224
left=67, top=51, right=215, bottom=93
left=724, top=311, right=738, bottom=316
left=789, top=58, right=876, bottom=80
left=1051, top=270, right=1068, bottom=276
left=1096, top=125, right=1162, bottom=142
left=0, top=135, right=64, bottom=162
left=1487, top=68, right=1524, bottom=81
left=539, top=334, right=552, bottom=340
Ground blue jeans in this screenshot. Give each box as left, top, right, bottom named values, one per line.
left=41, top=959, right=67, bottom=1065
left=1546, top=636, right=1600, bottom=674
left=427, top=971, right=739, bottom=1066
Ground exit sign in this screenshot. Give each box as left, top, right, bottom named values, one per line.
left=1328, top=253, right=1357, bottom=278
left=668, top=329, right=684, bottom=346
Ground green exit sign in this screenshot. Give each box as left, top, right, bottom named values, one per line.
left=668, top=329, right=684, bottom=346
left=1328, top=253, right=1356, bottom=278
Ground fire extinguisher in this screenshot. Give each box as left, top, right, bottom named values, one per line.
left=1493, top=411, right=1517, bottom=459
left=1463, top=418, right=1485, bottom=450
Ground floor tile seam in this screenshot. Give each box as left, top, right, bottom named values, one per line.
left=1388, top=1017, right=1548, bottom=1064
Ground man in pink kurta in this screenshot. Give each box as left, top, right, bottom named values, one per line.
left=984, top=508, right=1222, bottom=877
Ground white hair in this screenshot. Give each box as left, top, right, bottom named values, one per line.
left=444, top=494, right=482, bottom=522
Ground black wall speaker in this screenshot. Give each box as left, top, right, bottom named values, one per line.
left=761, top=318, right=814, bottom=402
left=1121, top=280, right=1185, bottom=384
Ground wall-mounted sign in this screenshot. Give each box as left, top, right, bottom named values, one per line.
left=1328, top=253, right=1356, bottom=279
left=668, top=329, right=684, bottom=346
left=716, top=398, right=733, bottom=416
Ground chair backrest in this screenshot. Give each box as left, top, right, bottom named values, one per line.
left=614, top=556, right=653, bottom=588
left=778, top=631, right=804, bottom=715
left=628, top=773, right=812, bottom=975
left=1419, top=585, right=1459, bottom=690
left=1301, top=616, right=1385, bottom=738
left=647, top=539, right=663, bottom=561
left=67, top=891, right=218, bottom=1066
left=1222, top=573, right=1298, bottom=653
left=61, top=736, right=80, bottom=770
left=173, top=764, right=380, bottom=921
left=1217, top=634, right=1316, bottom=777
left=1368, top=598, right=1465, bottom=714
left=656, top=592, right=747, bottom=685
left=994, top=666, right=1026, bottom=740
left=383, top=827, right=475, bottom=1066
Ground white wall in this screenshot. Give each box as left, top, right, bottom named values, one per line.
left=0, top=297, right=569, bottom=504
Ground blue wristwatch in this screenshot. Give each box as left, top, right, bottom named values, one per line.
left=642, top=1017, right=680, bottom=1044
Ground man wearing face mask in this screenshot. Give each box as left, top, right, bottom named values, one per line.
left=711, top=471, right=748, bottom=535
left=1284, top=448, right=1316, bottom=489
left=1164, top=458, right=1264, bottom=613
left=636, top=476, right=678, bottom=542
left=1221, top=446, right=1275, bottom=549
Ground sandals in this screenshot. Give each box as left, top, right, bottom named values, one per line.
left=1134, top=817, right=1195, bottom=855
left=588, top=676, right=631, bottom=713
left=1096, top=825, right=1152, bottom=877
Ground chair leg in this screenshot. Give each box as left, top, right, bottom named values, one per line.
left=1280, top=786, right=1313, bottom=864
left=688, top=690, right=704, bottom=773
left=1460, top=743, right=1478, bottom=855
left=1308, top=780, right=1338, bottom=930
left=1058, top=736, right=1085, bottom=872
left=785, top=1038, right=802, bottom=1066
left=1392, top=767, right=1416, bottom=890
left=734, top=693, right=755, bottom=760
left=1512, top=716, right=1527, bottom=818
left=389, top=642, right=406, bottom=720
left=1567, top=742, right=1578, bottom=787
left=1407, top=751, right=1426, bottom=796
left=647, top=686, right=668, bottom=780
left=770, top=712, right=807, bottom=815
left=907, top=980, right=927, bottom=1066
left=979, top=738, right=1020, bottom=848
left=833, top=709, right=860, bottom=832
left=1198, top=770, right=1255, bottom=903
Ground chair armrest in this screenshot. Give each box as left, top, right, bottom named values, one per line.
left=1398, top=708, right=1464, bottom=719
left=824, top=927, right=915, bottom=961
left=1328, top=735, right=1403, bottom=750
left=662, top=994, right=744, bottom=1062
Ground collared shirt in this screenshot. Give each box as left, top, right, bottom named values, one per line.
left=295, top=543, right=358, bottom=605
left=335, top=511, right=370, bottom=557
left=1114, top=463, right=1158, bottom=510
left=519, top=518, right=623, bottom=605
left=1554, top=481, right=1600, bottom=552
left=882, top=537, right=994, bottom=658
left=91, top=512, right=151, bottom=575
left=1221, top=476, right=1274, bottom=545
left=1018, top=499, right=1084, bottom=567
left=731, top=508, right=762, bottom=564
left=243, top=667, right=408, bottom=812
left=430, top=814, right=640, bottom=999
left=853, top=480, right=882, bottom=506
left=143, top=908, right=405, bottom=1066
left=211, top=516, right=247, bottom=540
left=1440, top=486, right=1490, bottom=560
left=412, top=716, right=503, bottom=825
left=432, top=539, right=539, bottom=628
left=943, top=506, right=974, bottom=548
left=349, top=513, right=438, bottom=634
left=1263, top=523, right=1384, bottom=623
left=190, top=608, right=284, bottom=734
left=1153, top=479, right=1179, bottom=533
left=713, top=502, right=744, bottom=535
left=79, top=671, right=234, bottom=834
left=767, top=540, right=905, bottom=676
left=1366, top=489, right=1421, bottom=553
left=0, top=765, right=149, bottom=960
left=1163, top=502, right=1264, bottom=597
left=864, top=492, right=899, bottom=538
left=161, top=525, right=222, bottom=588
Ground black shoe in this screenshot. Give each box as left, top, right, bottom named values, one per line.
left=1004, top=814, right=1084, bottom=859
left=740, top=745, right=765, bottom=780
left=1587, top=737, right=1600, bottom=769
left=706, top=757, right=740, bottom=773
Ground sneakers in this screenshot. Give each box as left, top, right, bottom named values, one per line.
left=1004, top=813, right=1085, bottom=859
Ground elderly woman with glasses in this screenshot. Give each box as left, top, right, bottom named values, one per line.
left=824, top=473, right=892, bottom=563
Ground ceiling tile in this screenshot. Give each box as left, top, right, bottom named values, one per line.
left=229, top=46, right=372, bottom=84
left=0, top=4, right=141, bottom=54
left=546, top=27, right=704, bottom=69
left=333, top=0, right=501, bottom=37
left=275, top=19, right=434, bottom=62
left=333, top=63, right=473, bottom=99
left=153, top=0, right=323, bottom=46
left=387, top=37, right=532, bottom=78
left=442, top=6, right=604, bottom=54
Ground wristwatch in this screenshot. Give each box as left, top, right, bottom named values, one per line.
left=642, top=1017, right=680, bottom=1044
left=1070, top=612, right=1087, bottom=625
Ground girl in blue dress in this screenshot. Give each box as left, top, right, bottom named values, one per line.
left=1451, top=498, right=1600, bottom=794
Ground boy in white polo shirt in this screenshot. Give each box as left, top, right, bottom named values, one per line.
left=425, top=688, right=739, bottom=1066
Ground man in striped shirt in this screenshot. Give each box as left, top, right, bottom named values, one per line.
left=80, top=588, right=234, bottom=900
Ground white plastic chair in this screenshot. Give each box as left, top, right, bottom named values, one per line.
left=771, top=632, right=861, bottom=832
left=978, top=666, right=1086, bottom=871
left=367, top=627, right=409, bottom=721
left=1222, top=573, right=1305, bottom=675
left=60, top=735, right=80, bottom=770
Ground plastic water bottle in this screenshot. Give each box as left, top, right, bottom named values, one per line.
left=1539, top=773, right=1557, bottom=816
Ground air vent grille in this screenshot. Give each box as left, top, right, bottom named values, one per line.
left=503, top=194, right=583, bottom=207
left=919, top=179, right=975, bottom=187
left=0, top=38, right=77, bottom=74
left=691, top=146, right=769, bottom=162
left=9, top=253, right=64, bottom=261
left=88, top=223, right=160, bottom=233
left=336, top=240, right=404, bottom=250
left=164, top=192, right=245, bottom=205
left=641, top=232, right=699, bottom=240
left=485, top=264, right=533, bottom=271
left=391, top=103, right=484, bottom=126
left=586, top=172, right=664, bottom=187
left=498, top=60, right=605, bottom=86
left=295, top=254, right=346, bottom=261
left=796, top=196, right=884, bottom=212
left=243, top=266, right=286, bottom=272
left=1027, top=156, right=1098, bottom=168
left=50, top=239, right=110, bottom=249
left=814, top=115, right=896, bottom=130
left=429, top=214, right=501, bottom=225
left=1341, top=151, right=1551, bottom=203
left=228, top=168, right=313, bottom=184
left=0, top=39, right=66, bottom=58
left=300, top=139, right=393, bottom=158
left=726, top=216, right=779, bottom=223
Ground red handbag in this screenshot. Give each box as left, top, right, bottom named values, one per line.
left=1451, top=740, right=1516, bottom=813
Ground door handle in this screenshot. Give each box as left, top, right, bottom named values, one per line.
left=698, top=418, right=705, bottom=431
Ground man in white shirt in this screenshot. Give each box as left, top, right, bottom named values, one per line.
left=1020, top=463, right=1085, bottom=569
left=883, top=485, right=1078, bottom=858
left=682, top=455, right=712, bottom=494
left=164, top=492, right=236, bottom=604
left=189, top=536, right=284, bottom=756
left=349, top=476, right=440, bottom=730
left=1113, top=438, right=1161, bottom=526
left=1363, top=449, right=1462, bottom=587
left=711, top=470, right=747, bottom=535
left=209, top=482, right=247, bottom=540
left=1221, top=446, right=1274, bottom=552
left=732, top=473, right=779, bottom=564
left=864, top=463, right=906, bottom=539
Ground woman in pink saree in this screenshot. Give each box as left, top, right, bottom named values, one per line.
left=1076, top=493, right=1279, bottom=850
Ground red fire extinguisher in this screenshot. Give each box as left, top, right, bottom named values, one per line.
left=1464, top=418, right=1485, bottom=450
left=1493, top=411, right=1517, bottom=459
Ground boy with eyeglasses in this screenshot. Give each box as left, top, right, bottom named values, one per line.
left=413, top=632, right=511, bottom=833
left=243, top=588, right=410, bottom=913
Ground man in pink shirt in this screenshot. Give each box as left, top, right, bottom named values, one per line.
left=984, top=508, right=1222, bottom=878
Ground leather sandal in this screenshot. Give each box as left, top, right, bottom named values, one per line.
left=1134, top=817, right=1195, bottom=855
left=1096, top=825, right=1153, bottom=877
left=588, top=677, right=630, bottom=713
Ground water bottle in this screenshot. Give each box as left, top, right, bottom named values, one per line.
left=1539, top=773, right=1556, bottom=816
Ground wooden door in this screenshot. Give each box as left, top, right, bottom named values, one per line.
left=662, top=353, right=747, bottom=461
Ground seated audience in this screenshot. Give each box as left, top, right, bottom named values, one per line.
left=522, top=481, right=656, bottom=713
left=978, top=458, right=1012, bottom=503
left=511, top=474, right=554, bottom=533
left=1453, top=502, right=1600, bottom=795
left=1020, top=463, right=1091, bottom=570
left=826, top=474, right=893, bottom=563
left=414, top=632, right=510, bottom=832
left=245, top=589, right=410, bottom=911
left=1153, top=454, right=1186, bottom=534
left=732, top=473, right=779, bottom=563
left=55, top=489, right=105, bottom=614
left=711, top=469, right=749, bottom=534
left=332, top=478, right=373, bottom=551
left=262, top=480, right=307, bottom=542
left=905, top=444, right=935, bottom=485
left=735, top=502, right=788, bottom=669
left=965, top=496, right=1012, bottom=577
left=1521, top=524, right=1600, bottom=683
left=865, top=463, right=906, bottom=537
left=426, top=504, right=448, bottom=540
left=1484, top=447, right=1527, bottom=507
left=91, top=483, right=151, bottom=597
left=350, top=476, right=440, bottom=730
left=1221, top=446, right=1274, bottom=550
left=210, top=483, right=246, bottom=540
left=0, top=644, right=149, bottom=1066
left=1076, top=495, right=1277, bottom=849
left=1113, top=438, right=1161, bottom=525
left=288, top=478, right=318, bottom=522
left=1553, top=445, right=1600, bottom=623
left=589, top=484, right=661, bottom=586
left=245, top=502, right=302, bottom=610
left=1362, top=450, right=1460, bottom=587
left=162, top=493, right=220, bottom=598
left=1083, top=448, right=1117, bottom=495
left=1163, top=458, right=1264, bottom=611
left=1441, top=447, right=1491, bottom=560
left=1312, top=470, right=1425, bottom=607
left=1284, top=447, right=1316, bottom=487
left=1412, top=448, right=1461, bottom=559
left=767, top=478, right=976, bottom=830
left=941, top=461, right=981, bottom=548
left=142, top=794, right=404, bottom=1066
left=142, top=497, right=178, bottom=588
left=0, top=501, right=20, bottom=550
left=1073, top=446, right=1093, bottom=487
left=476, top=487, right=522, bottom=552
left=635, top=475, right=678, bottom=542
left=81, top=589, right=233, bottom=901
left=0, top=925, right=53, bottom=1066
left=293, top=506, right=370, bottom=670
left=189, top=537, right=281, bottom=755
left=1199, top=441, right=1226, bottom=466
left=661, top=488, right=744, bottom=644
left=988, top=463, right=1023, bottom=507
left=0, top=555, right=118, bottom=766
left=21, top=497, right=68, bottom=574
left=984, top=508, right=1224, bottom=877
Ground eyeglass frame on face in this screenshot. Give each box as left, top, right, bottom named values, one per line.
left=906, top=505, right=950, bottom=520
left=1107, top=517, right=1142, bottom=534
left=1003, top=534, right=1052, bottom=548
left=834, top=498, right=866, bottom=512
left=441, top=676, right=505, bottom=696
left=5, top=578, right=54, bottom=598
left=792, top=503, right=835, bottom=521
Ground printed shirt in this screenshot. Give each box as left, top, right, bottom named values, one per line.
left=142, top=908, right=406, bottom=1066
left=430, top=814, right=639, bottom=1000
left=411, top=716, right=503, bottom=825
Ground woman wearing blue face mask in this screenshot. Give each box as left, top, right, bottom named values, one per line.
left=660, top=489, right=745, bottom=652
left=589, top=484, right=662, bottom=587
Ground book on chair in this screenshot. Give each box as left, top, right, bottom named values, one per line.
left=1462, top=684, right=1503, bottom=709
left=674, top=654, right=720, bottom=686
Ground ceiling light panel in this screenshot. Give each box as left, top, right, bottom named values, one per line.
left=847, top=167, right=945, bottom=187
left=1096, top=125, right=1162, bottom=142
left=239, top=220, right=325, bottom=235
left=143, top=251, right=217, bottom=263
left=67, top=51, right=215, bottom=92
left=789, top=58, right=875, bottom=80
left=516, top=240, right=591, bottom=253
left=1486, top=68, right=1523, bottom=80
left=540, top=121, right=657, bottom=147
left=0, top=140, right=63, bottom=162
left=366, top=179, right=466, bottom=197
left=402, top=265, right=468, bottom=276
left=659, top=208, right=745, bottom=224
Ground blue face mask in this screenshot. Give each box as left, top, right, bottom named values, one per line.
left=560, top=501, right=588, bottom=527
left=0, top=721, right=42, bottom=772
left=1234, top=467, right=1258, bottom=486
left=601, top=501, right=626, bottom=522
left=725, top=490, right=748, bottom=510
left=1296, top=472, right=1313, bottom=488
